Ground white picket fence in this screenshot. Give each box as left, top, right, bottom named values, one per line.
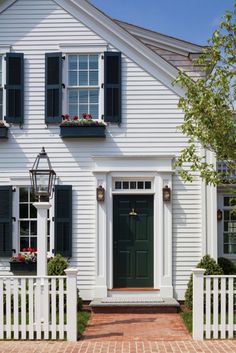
left=192, top=269, right=236, bottom=340
left=0, top=268, right=78, bottom=341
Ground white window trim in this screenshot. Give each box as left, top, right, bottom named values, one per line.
left=59, top=44, right=108, bottom=54
left=10, top=178, right=54, bottom=256
left=62, top=51, right=104, bottom=120
left=218, top=193, right=236, bottom=259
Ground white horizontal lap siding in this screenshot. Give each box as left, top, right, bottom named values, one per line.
left=0, top=0, right=202, bottom=298
left=172, top=174, right=202, bottom=299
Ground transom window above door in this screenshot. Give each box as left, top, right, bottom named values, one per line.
left=113, top=180, right=153, bottom=192
left=68, top=54, right=99, bottom=119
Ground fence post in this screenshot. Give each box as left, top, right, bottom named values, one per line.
left=192, top=268, right=205, bottom=340
left=65, top=268, right=78, bottom=341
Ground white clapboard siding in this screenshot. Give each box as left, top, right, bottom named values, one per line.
left=0, top=0, right=202, bottom=300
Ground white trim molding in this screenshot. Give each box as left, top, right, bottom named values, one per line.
left=93, top=156, right=175, bottom=298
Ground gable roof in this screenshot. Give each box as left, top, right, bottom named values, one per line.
left=0, top=0, right=206, bottom=94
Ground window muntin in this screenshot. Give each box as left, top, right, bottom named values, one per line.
left=68, top=55, right=99, bottom=119
left=223, top=196, right=236, bottom=254
left=0, top=56, right=2, bottom=120
left=113, top=180, right=153, bottom=191
left=18, top=187, right=50, bottom=251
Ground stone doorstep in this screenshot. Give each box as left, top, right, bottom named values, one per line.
left=90, top=297, right=180, bottom=314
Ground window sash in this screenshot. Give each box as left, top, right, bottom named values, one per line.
left=0, top=56, right=2, bottom=120
left=67, top=54, right=100, bottom=119
left=223, top=197, right=236, bottom=255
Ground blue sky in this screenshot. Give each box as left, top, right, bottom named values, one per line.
left=90, top=0, right=235, bottom=45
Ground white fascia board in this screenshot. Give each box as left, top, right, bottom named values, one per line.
left=117, top=21, right=205, bottom=55
left=0, top=0, right=16, bottom=14
left=54, top=0, right=185, bottom=97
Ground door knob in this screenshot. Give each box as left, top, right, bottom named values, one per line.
left=129, top=208, right=138, bottom=216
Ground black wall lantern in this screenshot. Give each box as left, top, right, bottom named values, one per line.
left=29, top=147, right=56, bottom=201
left=163, top=185, right=171, bottom=202
left=97, top=185, right=105, bottom=202
left=217, top=209, right=223, bottom=221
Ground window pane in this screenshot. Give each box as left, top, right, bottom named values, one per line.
left=89, top=55, right=98, bottom=70
left=0, top=89, right=2, bottom=120
left=69, top=71, right=77, bottom=86
left=79, top=105, right=88, bottom=116
left=68, top=55, right=77, bottom=70
left=69, top=105, right=77, bottom=116
left=115, top=181, right=121, bottom=189
left=30, top=237, right=37, bottom=250
left=90, top=105, right=98, bottom=119
left=89, top=71, right=98, bottom=86
left=79, top=71, right=88, bottom=86
left=68, top=89, right=78, bottom=104
left=20, top=221, right=29, bottom=236
left=138, top=182, right=144, bottom=189
left=31, top=221, right=37, bottom=236
left=130, top=181, right=136, bottom=189
left=224, top=210, right=229, bottom=220
left=123, top=181, right=129, bottom=189
left=30, top=190, right=36, bottom=202
left=224, top=197, right=230, bottom=207
left=79, top=90, right=88, bottom=104
left=20, top=188, right=28, bottom=202
left=79, top=55, right=88, bottom=70
left=20, top=204, right=28, bottom=218
left=224, top=244, right=236, bottom=254
left=30, top=204, right=37, bottom=219
left=0, top=57, right=2, bottom=85
left=90, top=90, right=99, bottom=103
left=145, top=181, right=151, bottom=189
left=20, top=237, right=29, bottom=250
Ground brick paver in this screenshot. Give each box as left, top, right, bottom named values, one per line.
left=0, top=341, right=236, bottom=353
left=82, top=313, right=191, bottom=341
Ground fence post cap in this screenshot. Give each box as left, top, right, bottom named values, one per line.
left=65, top=268, right=79, bottom=276
left=192, top=268, right=205, bottom=275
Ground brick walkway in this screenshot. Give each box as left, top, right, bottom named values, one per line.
left=0, top=313, right=236, bottom=352
left=82, top=313, right=191, bottom=341
left=1, top=341, right=236, bottom=353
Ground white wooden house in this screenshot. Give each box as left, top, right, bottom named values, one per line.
left=0, top=0, right=229, bottom=302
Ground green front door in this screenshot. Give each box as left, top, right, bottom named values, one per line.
left=113, top=195, right=154, bottom=288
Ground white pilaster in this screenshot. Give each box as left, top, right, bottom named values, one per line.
left=94, top=173, right=107, bottom=297
left=33, top=202, right=51, bottom=277
left=157, top=173, right=173, bottom=297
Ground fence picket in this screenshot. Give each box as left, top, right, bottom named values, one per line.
left=0, top=272, right=77, bottom=341
left=228, top=278, right=234, bottom=338
left=0, top=279, right=3, bottom=339
left=21, top=279, right=27, bottom=339
left=51, top=279, right=57, bottom=339
left=28, top=279, right=34, bottom=339
left=13, top=279, right=19, bottom=339
left=35, top=278, right=42, bottom=340
left=59, top=278, right=64, bottom=339
left=6, top=279, right=11, bottom=339
left=43, top=278, right=49, bottom=339
left=220, top=277, right=226, bottom=339
left=205, top=277, right=211, bottom=339
left=213, top=277, right=219, bottom=339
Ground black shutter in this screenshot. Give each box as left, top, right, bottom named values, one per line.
left=0, top=187, right=12, bottom=257
left=54, top=185, right=72, bottom=257
left=45, top=52, right=62, bottom=123
left=5, top=53, right=24, bottom=124
left=104, top=52, right=121, bottom=124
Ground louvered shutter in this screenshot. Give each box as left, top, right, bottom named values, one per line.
left=0, top=186, right=12, bottom=257
left=5, top=53, right=24, bottom=124
left=54, top=185, right=72, bottom=257
left=45, top=52, right=62, bottom=123
left=104, top=52, right=121, bottom=123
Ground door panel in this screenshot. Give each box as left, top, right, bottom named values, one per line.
left=113, top=195, right=153, bottom=287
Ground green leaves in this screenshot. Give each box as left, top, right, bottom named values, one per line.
left=174, top=2, right=236, bottom=185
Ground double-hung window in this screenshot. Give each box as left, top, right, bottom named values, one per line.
left=0, top=56, right=3, bottom=120
left=68, top=54, right=99, bottom=119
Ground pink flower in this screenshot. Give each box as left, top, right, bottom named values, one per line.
left=87, top=114, right=92, bottom=119
left=82, top=113, right=87, bottom=119
left=62, top=114, right=69, bottom=120
left=73, top=115, right=78, bottom=121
